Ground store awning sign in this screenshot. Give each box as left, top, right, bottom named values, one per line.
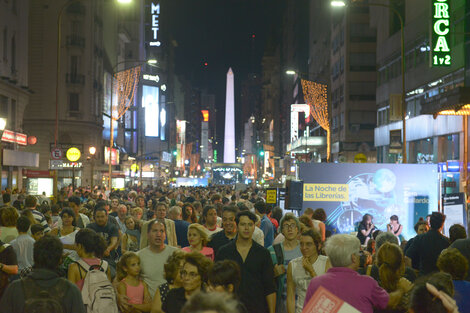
left=1, top=130, right=27, bottom=145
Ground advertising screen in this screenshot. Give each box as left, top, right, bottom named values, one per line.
left=142, top=85, right=160, bottom=137
left=299, top=163, right=439, bottom=239
left=212, top=166, right=243, bottom=185
left=176, top=178, right=209, bottom=187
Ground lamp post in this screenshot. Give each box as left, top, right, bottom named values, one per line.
left=89, top=146, right=96, bottom=190
left=0, top=118, right=7, bottom=191
left=331, top=0, right=406, bottom=162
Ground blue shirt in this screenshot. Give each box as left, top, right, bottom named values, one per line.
left=174, top=219, right=190, bottom=247
left=260, top=215, right=274, bottom=247
left=454, top=280, right=470, bottom=313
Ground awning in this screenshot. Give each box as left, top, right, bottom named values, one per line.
left=421, top=87, right=470, bottom=117
left=286, top=136, right=326, bottom=153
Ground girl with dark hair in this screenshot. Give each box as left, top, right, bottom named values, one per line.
left=121, top=216, right=140, bottom=253
left=67, top=228, right=110, bottom=290
left=182, top=203, right=197, bottom=224
left=387, top=215, right=403, bottom=243
left=357, top=214, right=376, bottom=245
left=312, top=209, right=327, bottom=241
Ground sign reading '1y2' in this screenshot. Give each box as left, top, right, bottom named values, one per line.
left=432, top=0, right=451, bottom=66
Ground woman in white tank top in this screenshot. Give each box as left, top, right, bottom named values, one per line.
left=286, top=229, right=331, bottom=313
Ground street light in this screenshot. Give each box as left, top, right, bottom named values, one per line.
left=0, top=118, right=6, bottom=191
left=286, top=70, right=297, bottom=75
left=89, top=146, right=96, bottom=189
left=331, top=0, right=406, bottom=162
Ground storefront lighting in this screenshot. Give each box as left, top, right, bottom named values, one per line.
left=439, top=104, right=470, bottom=116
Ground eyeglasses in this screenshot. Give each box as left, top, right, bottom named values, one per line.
left=283, top=224, right=297, bottom=230
left=180, top=270, right=199, bottom=279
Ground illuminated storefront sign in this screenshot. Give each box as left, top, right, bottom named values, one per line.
left=431, top=0, right=451, bottom=66
left=142, top=85, right=160, bottom=137
left=104, top=147, right=120, bottom=165
left=143, top=74, right=159, bottom=83
left=201, top=110, right=209, bottom=122
left=150, top=2, right=161, bottom=47
left=290, top=104, right=310, bottom=143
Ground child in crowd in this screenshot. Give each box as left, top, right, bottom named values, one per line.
left=10, top=216, right=34, bottom=277
left=116, top=252, right=152, bottom=313
left=121, top=217, right=140, bottom=254
left=30, top=224, right=44, bottom=241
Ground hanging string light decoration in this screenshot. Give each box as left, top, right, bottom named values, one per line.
left=108, top=65, right=141, bottom=190
left=301, top=79, right=331, bottom=162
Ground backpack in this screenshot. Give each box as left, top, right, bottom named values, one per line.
left=76, top=259, right=119, bottom=313
left=22, top=276, right=69, bottom=313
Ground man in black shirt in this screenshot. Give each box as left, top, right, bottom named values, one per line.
left=216, top=211, right=276, bottom=313
left=406, top=211, right=450, bottom=276
left=208, top=206, right=238, bottom=256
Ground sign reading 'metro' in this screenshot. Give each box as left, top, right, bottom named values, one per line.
left=431, top=0, right=451, bottom=66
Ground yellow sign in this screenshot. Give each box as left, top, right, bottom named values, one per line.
left=354, top=153, right=367, bottom=163
left=266, top=189, right=277, bottom=204
left=303, top=183, right=349, bottom=202
left=130, top=164, right=139, bottom=172
left=66, top=147, right=81, bottom=162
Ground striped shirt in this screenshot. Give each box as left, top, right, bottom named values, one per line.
left=31, top=209, right=51, bottom=233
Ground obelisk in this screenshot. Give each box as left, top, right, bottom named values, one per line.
left=224, top=68, right=236, bottom=163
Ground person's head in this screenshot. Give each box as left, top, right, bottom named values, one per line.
left=211, top=194, right=222, bottom=204
left=182, top=203, right=196, bottom=223
left=376, top=242, right=404, bottom=292
left=16, top=215, right=31, bottom=233
left=414, top=220, right=429, bottom=235
left=361, top=214, right=372, bottom=225
left=303, top=208, right=314, bottom=219
left=135, top=195, right=146, bottom=208
left=222, top=206, right=238, bottom=235
left=299, top=215, right=314, bottom=229
left=168, top=205, right=182, bottom=220
left=207, top=260, right=241, bottom=294
left=59, top=207, right=76, bottom=227
left=235, top=211, right=256, bottom=240
left=131, top=207, right=143, bottom=220
left=116, top=251, right=141, bottom=281
left=366, top=238, right=376, bottom=254
left=93, top=207, right=108, bottom=227
left=254, top=201, right=267, bottom=215
left=68, top=196, right=81, bottom=211
left=31, top=224, right=44, bottom=241
left=409, top=282, right=449, bottom=313
left=164, top=250, right=186, bottom=285
left=181, top=252, right=213, bottom=293
left=300, top=229, right=322, bottom=258
left=313, top=208, right=327, bottom=222
left=325, top=234, right=361, bottom=269
left=0, top=206, right=19, bottom=227
left=124, top=216, right=135, bottom=230
left=203, top=205, right=218, bottom=227
left=429, top=211, right=446, bottom=230
left=437, top=248, right=469, bottom=280
left=389, top=215, right=399, bottom=224
left=449, top=224, right=466, bottom=244
left=187, top=223, right=210, bottom=248
left=147, top=220, right=166, bottom=248
left=33, top=235, right=63, bottom=270
left=375, top=232, right=399, bottom=251
left=25, top=195, right=37, bottom=209
left=180, top=291, right=240, bottom=313
left=155, top=202, right=168, bottom=220
left=117, top=204, right=127, bottom=220
left=110, top=197, right=120, bottom=210
left=2, top=193, right=10, bottom=204
left=75, top=228, right=106, bottom=258
left=280, top=213, right=301, bottom=241
left=271, top=207, right=283, bottom=223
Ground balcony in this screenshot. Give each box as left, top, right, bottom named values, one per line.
left=66, top=3, right=86, bottom=16
left=66, top=35, right=85, bottom=48
left=66, top=73, right=85, bottom=86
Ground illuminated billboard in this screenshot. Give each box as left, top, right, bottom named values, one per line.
left=104, top=147, right=120, bottom=165
left=142, top=85, right=160, bottom=137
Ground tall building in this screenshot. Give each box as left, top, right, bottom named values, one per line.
left=0, top=0, right=33, bottom=191
left=373, top=0, right=467, bottom=191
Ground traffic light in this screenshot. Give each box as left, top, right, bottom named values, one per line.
left=172, top=150, right=177, bottom=156
left=259, top=150, right=265, bottom=157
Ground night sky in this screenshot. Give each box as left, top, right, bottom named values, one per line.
left=166, top=0, right=284, bottom=145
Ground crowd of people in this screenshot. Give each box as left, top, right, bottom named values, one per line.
left=0, top=185, right=467, bottom=313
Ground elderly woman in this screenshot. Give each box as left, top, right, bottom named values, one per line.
left=182, top=223, right=214, bottom=261
left=303, top=234, right=389, bottom=313
left=161, top=252, right=212, bottom=313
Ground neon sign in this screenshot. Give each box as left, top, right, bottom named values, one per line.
left=431, top=0, right=451, bottom=66
left=150, top=2, right=161, bottom=47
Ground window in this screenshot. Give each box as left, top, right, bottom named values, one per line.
left=349, top=82, right=376, bottom=101
left=10, top=35, right=15, bottom=74
left=69, top=93, right=79, bottom=112
left=390, top=0, right=405, bottom=36
left=350, top=53, right=376, bottom=72
left=70, top=56, right=79, bottom=77
left=0, top=95, right=8, bottom=117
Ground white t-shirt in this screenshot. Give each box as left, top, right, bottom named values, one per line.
left=137, top=245, right=179, bottom=297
